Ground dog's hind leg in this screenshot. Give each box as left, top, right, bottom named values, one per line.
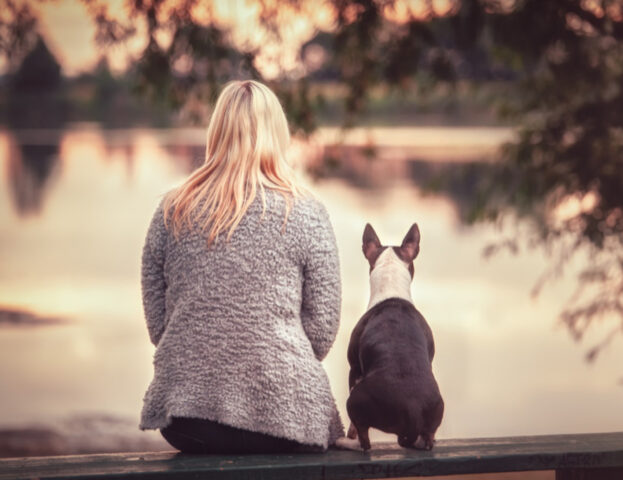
left=398, top=435, right=416, bottom=449
left=417, top=397, right=444, bottom=450
left=397, top=417, right=418, bottom=449
left=356, top=425, right=371, bottom=451
left=346, top=393, right=371, bottom=450
left=414, top=433, right=434, bottom=450
left=347, top=422, right=358, bottom=439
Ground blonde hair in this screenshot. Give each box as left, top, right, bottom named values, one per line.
left=164, top=80, right=304, bottom=244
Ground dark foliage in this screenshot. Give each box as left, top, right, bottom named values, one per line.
left=11, top=36, right=61, bottom=91
left=0, top=0, right=39, bottom=67
left=471, top=0, right=623, bottom=358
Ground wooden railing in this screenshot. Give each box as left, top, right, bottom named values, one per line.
left=1, top=432, right=623, bottom=479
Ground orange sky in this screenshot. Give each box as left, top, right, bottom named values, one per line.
left=6, top=0, right=454, bottom=77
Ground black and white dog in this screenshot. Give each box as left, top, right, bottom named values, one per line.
left=337, top=223, right=444, bottom=451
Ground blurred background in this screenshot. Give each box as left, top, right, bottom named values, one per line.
left=1, top=0, right=622, bottom=466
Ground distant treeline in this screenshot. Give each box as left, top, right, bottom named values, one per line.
left=0, top=34, right=513, bottom=130
left=0, top=37, right=174, bottom=129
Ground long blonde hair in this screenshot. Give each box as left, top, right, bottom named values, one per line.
left=164, top=80, right=303, bottom=244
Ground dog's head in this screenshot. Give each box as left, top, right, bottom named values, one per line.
left=362, top=223, right=420, bottom=278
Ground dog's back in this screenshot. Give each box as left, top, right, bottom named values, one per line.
left=347, top=298, right=443, bottom=449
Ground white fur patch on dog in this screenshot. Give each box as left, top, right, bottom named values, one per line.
left=335, top=436, right=364, bottom=451
left=367, top=248, right=413, bottom=310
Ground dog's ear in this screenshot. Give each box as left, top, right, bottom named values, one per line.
left=400, top=223, right=420, bottom=261
left=362, top=223, right=382, bottom=260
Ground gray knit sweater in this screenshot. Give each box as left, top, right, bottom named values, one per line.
left=139, top=189, right=344, bottom=448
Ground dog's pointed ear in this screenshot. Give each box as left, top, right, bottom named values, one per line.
left=362, top=223, right=382, bottom=260
left=400, top=223, right=420, bottom=261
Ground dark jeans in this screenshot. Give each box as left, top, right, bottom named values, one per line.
left=160, top=416, right=325, bottom=454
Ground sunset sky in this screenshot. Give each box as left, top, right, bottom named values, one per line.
left=9, top=0, right=454, bottom=77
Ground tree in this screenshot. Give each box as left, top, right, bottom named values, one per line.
left=80, top=0, right=320, bottom=132
left=0, top=0, right=39, bottom=69
left=469, top=0, right=623, bottom=360
left=11, top=35, right=61, bottom=91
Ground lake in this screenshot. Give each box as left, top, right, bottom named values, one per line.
left=0, top=124, right=622, bottom=456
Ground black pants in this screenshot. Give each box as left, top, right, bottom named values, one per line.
left=160, top=416, right=324, bottom=454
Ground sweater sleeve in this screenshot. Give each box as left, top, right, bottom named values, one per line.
left=300, top=202, right=342, bottom=361
left=141, top=202, right=167, bottom=346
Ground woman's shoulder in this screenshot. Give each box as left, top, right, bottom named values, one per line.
left=287, top=192, right=337, bottom=257
left=145, top=190, right=179, bottom=240
left=285, top=191, right=331, bottom=228
left=290, top=189, right=328, bottom=215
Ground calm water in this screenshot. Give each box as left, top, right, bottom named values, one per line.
left=0, top=124, right=622, bottom=453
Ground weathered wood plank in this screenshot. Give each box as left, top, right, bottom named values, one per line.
left=556, top=467, right=623, bottom=480
left=1, top=432, right=622, bottom=480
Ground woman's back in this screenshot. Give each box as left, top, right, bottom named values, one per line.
left=140, top=189, right=343, bottom=448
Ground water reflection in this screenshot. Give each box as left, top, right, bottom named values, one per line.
left=0, top=125, right=622, bottom=457
left=0, top=307, right=67, bottom=327
left=5, top=137, right=61, bottom=216
left=0, top=414, right=167, bottom=457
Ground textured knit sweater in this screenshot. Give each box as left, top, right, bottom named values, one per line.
left=139, top=189, right=344, bottom=448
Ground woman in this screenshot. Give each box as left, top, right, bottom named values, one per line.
left=139, top=80, right=344, bottom=454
